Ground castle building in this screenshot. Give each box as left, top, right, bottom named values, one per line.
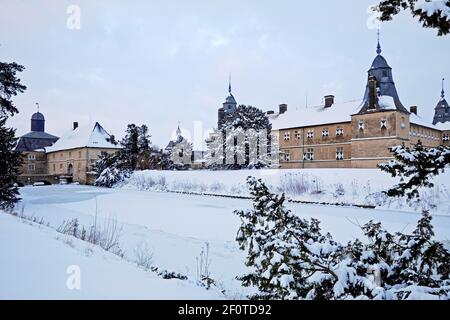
left=270, top=39, right=450, bottom=169
left=15, top=111, right=59, bottom=184
left=46, top=122, right=121, bottom=184
left=16, top=114, right=120, bottom=185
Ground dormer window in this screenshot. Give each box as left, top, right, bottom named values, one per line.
left=284, top=132, right=290, bottom=141
left=322, top=129, right=329, bottom=138
left=380, top=119, right=387, bottom=129
left=336, top=128, right=344, bottom=136
left=27, top=154, right=36, bottom=161
left=307, top=129, right=314, bottom=139
left=358, top=120, right=365, bottom=131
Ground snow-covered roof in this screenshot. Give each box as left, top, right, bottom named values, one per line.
left=46, top=122, right=120, bottom=153
left=435, top=122, right=450, bottom=131
left=410, top=113, right=440, bottom=130
left=270, top=100, right=362, bottom=130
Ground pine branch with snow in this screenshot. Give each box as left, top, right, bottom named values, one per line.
left=378, top=141, right=450, bottom=199
left=374, top=0, right=450, bottom=36
left=235, top=177, right=450, bottom=300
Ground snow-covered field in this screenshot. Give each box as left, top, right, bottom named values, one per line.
left=123, top=169, right=450, bottom=215
left=2, top=169, right=450, bottom=299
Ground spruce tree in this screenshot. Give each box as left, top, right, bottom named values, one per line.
left=0, top=118, right=22, bottom=208
left=120, top=124, right=140, bottom=170
left=137, top=124, right=152, bottom=170
left=0, top=61, right=26, bottom=209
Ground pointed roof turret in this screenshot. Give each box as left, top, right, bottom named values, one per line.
left=358, top=33, right=408, bottom=114
left=223, top=74, right=237, bottom=106
left=433, top=78, right=450, bottom=125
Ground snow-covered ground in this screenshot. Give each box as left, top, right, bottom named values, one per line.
left=123, top=169, right=450, bottom=215
left=3, top=173, right=450, bottom=299
left=0, top=213, right=222, bottom=300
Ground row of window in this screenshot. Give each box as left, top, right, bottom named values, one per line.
left=283, top=147, right=345, bottom=162
left=52, top=163, right=83, bottom=172
left=52, top=151, right=83, bottom=160
left=358, top=119, right=390, bottom=131
left=284, top=128, right=345, bottom=141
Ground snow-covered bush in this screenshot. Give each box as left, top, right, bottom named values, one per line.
left=235, top=177, right=450, bottom=300
left=94, top=152, right=131, bottom=188
left=95, top=167, right=129, bottom=188
left=379, top=141, right=450, bottom=200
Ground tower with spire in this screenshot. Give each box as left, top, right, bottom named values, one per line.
left=432, top=78, right=450, bottom=125
left=358, top=30, right=408, bottom=115
left=218, top=74, right=238, bottom=128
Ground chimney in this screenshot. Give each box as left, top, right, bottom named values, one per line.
left=73, top=122, right=79, bottom=130
left=368, top=76, right=378, bottom=109
left=279, top=104, right=288, bottom=114
left=324, top=95, right=335, bottom=108
left=410, top=106, right=418, bottom=115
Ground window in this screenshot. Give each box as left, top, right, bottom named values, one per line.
left=380, top=119, right=387, bottom=129
left=295, top=130, right=301, bottom=140
left=303, top=148, right=314, bottom=161
left=28, top=164, right=35, bottom=171
left=53, top=164, right=56, bottom=171
left=444, top=134, right=449, bottom=142
left=283, top=151, right=290, bottom=162
left=78, top=163, right=81, bottom=171
left=307, top=129, right=314, bottom=139
left=284, top=131, right=291, bottom=141
left=358, top=120, right=365, bottom=131
left=78, top=151, right=82, bottom=158
left=27, top=154, right=36, bottom=161
left=69, top=151, right=72, bottom=157
left=53, top=154, right=56, bottom=160
left=59, top=164, right=63, bottom=169
left=336, top=147, right=344, bottom=161
left=336, top=128, right=344, bottom=136
left=60, top=153, right=63, bottom=158
left=322, top=128, right=329, bottom=138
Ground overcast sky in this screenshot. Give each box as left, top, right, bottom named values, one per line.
left=1, top=0, right=449, bottom=148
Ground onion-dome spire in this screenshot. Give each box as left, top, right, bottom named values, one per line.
left=376, top=28, right=382, bottom=55
left=176, top=121, right=181, bottom=138
left=228, top=72, right=232, bottom=94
